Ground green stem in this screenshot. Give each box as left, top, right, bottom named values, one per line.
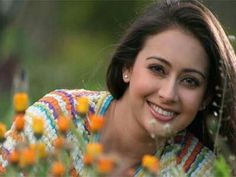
left=214, top=75, right=227, bottom=154
left=70, top=122, right=86, bottom=153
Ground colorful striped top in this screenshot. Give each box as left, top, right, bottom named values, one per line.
left=0, top=89, right=215, bottom=177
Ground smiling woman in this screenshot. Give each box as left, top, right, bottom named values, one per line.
left=121, top=28, right=209, bottom=137
left=1, top=0, right=236, bottom=176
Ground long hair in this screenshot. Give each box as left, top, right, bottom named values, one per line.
left=106, top=0, right=236, bottom=151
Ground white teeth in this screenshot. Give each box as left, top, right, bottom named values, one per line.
left=152, top=104, right=174, bottom=117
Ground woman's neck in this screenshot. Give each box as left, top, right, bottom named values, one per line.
left=100, top=97, right=162, bottom=166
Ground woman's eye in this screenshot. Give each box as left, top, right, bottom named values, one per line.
left=181, top=77, right=200, bottom=88
left=148, top=65, right=165, bottom=75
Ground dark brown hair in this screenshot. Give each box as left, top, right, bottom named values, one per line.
left=106, top=0, right=236, bottom=151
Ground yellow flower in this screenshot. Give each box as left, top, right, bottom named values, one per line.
left=51, top=161, right=65, bottom=177
left=32, top=117, right=44, bottom=138
left=57, top=116, right=70, bottom=134
left=86, top=143, right=103, bottom=159
left=142, top=155, right=160, bottom=173
left=14, top=114, right=25, bottom=132
left=0, top=122, right=7, bottom=142
left=89, top=115, right=104, bottom=132
left=13, top=92, right=28, bottom=112
left=76, top=97, right=89, bottom=116
left=37, top=143, right=47, bottom=159
left=30, top=143, right=47, bottom=159
left=83, top=143, right=103, bottom=166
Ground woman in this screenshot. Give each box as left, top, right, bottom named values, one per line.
left=1, top=0, right=236, bottom=176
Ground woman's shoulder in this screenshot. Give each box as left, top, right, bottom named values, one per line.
left=176, top=131, right=215, bottom=176
left=41, top=88, right=110, bottom=103
left=160, top=130, right=215, bottom=176
left=26, top=88, right=111, bottom=117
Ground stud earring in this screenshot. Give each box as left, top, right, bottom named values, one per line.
left=123, top=74, right=129, bottom=82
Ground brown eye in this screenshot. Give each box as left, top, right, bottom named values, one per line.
left=181, top=77, right=200, bottom=88
left=148, top=65, right=166, bottom=75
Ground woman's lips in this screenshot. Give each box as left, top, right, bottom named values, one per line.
left=147, top=101, right=176, bottom=122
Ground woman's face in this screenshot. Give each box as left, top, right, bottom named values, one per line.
left=123, top=27, right=209, bottom=137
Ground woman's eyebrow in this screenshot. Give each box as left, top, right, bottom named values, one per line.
left=182, top=69, right=206, bottom=80
left=146, top=56, right=206, bottom=79
left=146, top=56, right=171, bottom=67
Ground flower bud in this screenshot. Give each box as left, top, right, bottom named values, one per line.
left=51, top=161, right=65, bottom=177
left=0, top=123, right=7, bottom=142
left=14, top=114, right=25, bottom=132
left=32, top=117, right=44, bottom=139
left=57, top=116, right=70, bottom=134
left=76, top=97, right=89, bottom=116
left=9, top=150, right=20, bottom=165
left=19, top=147, right=36, bottom=168
left=86, top=143, right=103, bottom=159
left=96, top=156, right=115, bottom=174
left=13, top=92, right=28, bottom=113
left=142, top=155, right=160, bottom=173
left=53, top=136, right=65, bottom=149
left=89, top=115, right=104, bottom=133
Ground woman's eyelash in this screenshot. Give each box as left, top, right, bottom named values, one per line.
left=181, top=77, right=200, bottom=88
left=147, top=65, right=201, bottom=88
left=148, top=65, right=165, bottom=74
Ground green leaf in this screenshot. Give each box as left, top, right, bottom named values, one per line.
left=214, top=155, right=231, bottom=177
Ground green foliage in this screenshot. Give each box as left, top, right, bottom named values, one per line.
left=214, top=155, right=231, bottom=177
left=0, top=1, right=150, bottom=110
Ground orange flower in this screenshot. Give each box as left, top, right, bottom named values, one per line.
left=96, top=156, right=115, bottom=174
left=32, top=117, right=44, bottom=138
left=13, top=92, right=28, bottom=112
left=30, top=143, right=47, bottom=159
left=142, top=155, right=160, bottom=173
left=89, top=115, right=104, bottom=132
left=19, top=147, right=36, bottom=168
left=53, top=136, right=65, bottom=149
left=83, top=153, right=93, bottom=166
left=57, top=116, right=70, bottom=134
left=8, top=150, right=20, bottom=165
left=0, top=123, right=6, bottom=142
left=76, top=97, right=89, bottom=116
left=29, top=143, right=36, bottom=151
left=86, top=143, right=103, bottom=159
left=14, top=114, right=25, bottom=132
left=0, top=164, right=6, bottom=173
left=51, top=161, right=65, bottom=177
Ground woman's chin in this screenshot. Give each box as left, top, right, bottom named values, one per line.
left=146, top=119, right=177, bottom=139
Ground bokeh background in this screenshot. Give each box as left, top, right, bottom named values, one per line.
left=0, top=0, right=235, bottom=125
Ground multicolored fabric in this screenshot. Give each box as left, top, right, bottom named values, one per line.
left=0, top=89, right=215, bottom=177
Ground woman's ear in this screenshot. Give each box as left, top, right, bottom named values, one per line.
left=122, top=67, right=131, bottom=83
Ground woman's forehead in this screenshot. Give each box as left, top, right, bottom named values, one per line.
left=139, top=28, right=209, bottom=70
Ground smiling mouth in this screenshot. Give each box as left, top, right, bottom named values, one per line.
left=147, top=101, right=177, bottom=122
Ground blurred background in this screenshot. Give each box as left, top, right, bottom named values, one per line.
left=0, top=0, right=235, bottom=125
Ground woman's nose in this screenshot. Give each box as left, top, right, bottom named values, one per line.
left=158, top=79, right=178, bottom=103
